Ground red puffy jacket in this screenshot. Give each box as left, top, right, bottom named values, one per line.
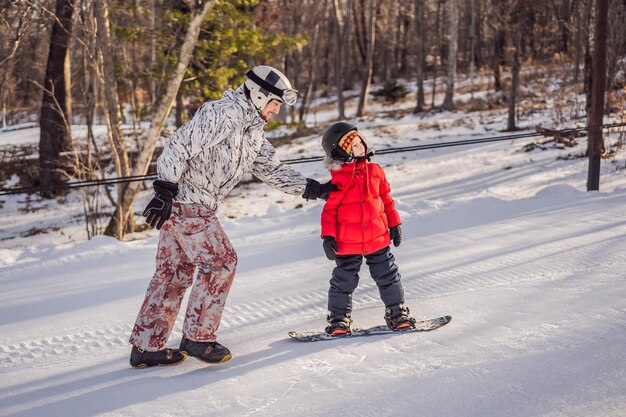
left=321, top=160, right=401, bottom=256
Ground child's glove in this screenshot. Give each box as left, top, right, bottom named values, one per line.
left=303, top=179, right=338, bottom=200
left=143, top=180, right=179, bottom=230
left=322, top=236, right=338, bottom=260
left=389, top=225, right=402, bottom=247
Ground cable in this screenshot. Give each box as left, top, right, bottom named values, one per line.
left=1, top=121, right=625, bottom=196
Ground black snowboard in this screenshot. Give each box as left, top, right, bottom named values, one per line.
left=288, top=315, right=452, bottom=342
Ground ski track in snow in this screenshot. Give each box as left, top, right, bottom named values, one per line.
left=2, top=212, right=626, bottom=371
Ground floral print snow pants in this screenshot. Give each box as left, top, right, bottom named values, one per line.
left=129, top=202, right=237, bottom=351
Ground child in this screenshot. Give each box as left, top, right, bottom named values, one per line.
left=319, top=122, right=416, bottom=335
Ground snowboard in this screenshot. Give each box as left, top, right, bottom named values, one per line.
left=288, top=315, right=452, bottom=342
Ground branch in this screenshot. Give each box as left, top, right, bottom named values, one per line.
left=0, top=4, right=33, bottom=67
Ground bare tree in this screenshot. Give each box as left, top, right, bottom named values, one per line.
left=298, top=3, right=322, bottom=124
left=490, top=17, right=506, bottom=92
left=331, top=0, right=353, bottom=119
left=39, top=0, right=75, bottom=196
left=572, top=0, right=583, bottom=83
left=605, top=0, right=626, bottom=96
left=505, top=26, right=521, bottom=131
left=103, top=0, right=217, bottom=239
left=468, top=0, right=477, bottom=98
left=443, top=0, right=459, bottom=110
left=432, top=0, right=444, bottom=107
left=356, top=0, right=376, bottom=117
left=587, top=0, right=608, bottom=191
left=94, top=0, right=132, bottom=238
left=490, top=0, right=526, bottom=131
left=413, top=0, right=426, bottom=112
left=0, top=4, right=33, bottom=128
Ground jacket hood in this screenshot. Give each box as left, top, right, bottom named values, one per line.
left=223, top=85, right=266, bottom=128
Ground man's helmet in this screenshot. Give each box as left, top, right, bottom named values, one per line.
left=322, top=121, right=359, bottom=161
left=245, top=65, right=297, bottom=111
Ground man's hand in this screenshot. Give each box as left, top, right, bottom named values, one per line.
left=389, top=225, right=402, bottom=247
left=322, top=236, right=338, bottom=260
left=303, top=178, right=338, bottom=200
left=143, top=180, right=179, bottom=230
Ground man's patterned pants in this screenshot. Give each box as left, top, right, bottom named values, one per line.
left=129, top=203, right=237, bottom=351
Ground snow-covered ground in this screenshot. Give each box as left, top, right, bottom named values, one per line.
left=1, top=80, right=626, bottom=416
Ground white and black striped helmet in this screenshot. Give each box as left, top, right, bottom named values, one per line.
left=245, top=65, right=297, bottom=111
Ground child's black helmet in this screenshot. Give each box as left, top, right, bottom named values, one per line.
left=322, top=122, right=357, bottom=161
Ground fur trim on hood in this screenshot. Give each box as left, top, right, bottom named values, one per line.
left=323, top=152, right=375, bottom=172
left=324, top=156, right=344, bottom=171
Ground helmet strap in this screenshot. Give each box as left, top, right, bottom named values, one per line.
left=243, top=84, right=252, bottom=100
left=243, top=84, right=267, bottom=119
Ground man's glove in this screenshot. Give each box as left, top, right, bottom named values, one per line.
left=322, top=236, right=338, bottom=260
left=143, top=180, right=179, bottom=230
left=389, top=225, right=402, bottom=247
left=303, top=178, right=338, bottom=200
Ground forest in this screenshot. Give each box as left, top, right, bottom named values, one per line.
left=0, top=0, right=625, bottom=239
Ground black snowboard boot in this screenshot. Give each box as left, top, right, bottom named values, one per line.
left=130, top=346, right=187, bottom=368
left=385, top=303, right=416, bottom=330
left=325, top=312, right=353, bottom=335
left=179, top=336, right=232, bottom=364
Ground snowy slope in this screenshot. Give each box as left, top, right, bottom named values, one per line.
left=1, top=108, right=626, bottom=416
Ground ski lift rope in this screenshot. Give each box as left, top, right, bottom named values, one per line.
left=1, top=121, right=625, bottom=197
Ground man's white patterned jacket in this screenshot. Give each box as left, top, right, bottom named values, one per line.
left=157, top=86, right=308, bottom=211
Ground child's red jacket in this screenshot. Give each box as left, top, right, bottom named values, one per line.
left=321, top=160, right=401, bottom=256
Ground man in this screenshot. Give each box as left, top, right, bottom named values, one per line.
left=129, top=65, right=335, bottom=368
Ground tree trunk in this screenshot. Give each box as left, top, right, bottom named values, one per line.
left=356, top=0, right=376, bottom=117
left=492, top=27, right=505, bottom=92
left=505, top=11, right=523, bottom=131
left=559, top=0, right=570, bottom=53
left=432, top=0, right=443, bottom=108
left=39, top=0, right=75, bottom=196
left=583, top=0, right=594, bottom=123
left=605, top=0, right=624, bottom=98
left=96, top=0, right=131, bottom=238
left=587, top=0, right=608, bottom=191
left=414, top=0, right=426, bottom=112
left=468, top=0, right=476, bottom=98
left=506, top=43, right=520, bottom=131
left=474, top=0, right=483, bottom=68
left=105, top=0, right=217, bottom=239
left=332, top=0, right=346, bottom=119
left=443, top=0, right=459, bottom=110
left=299, top=13, right=321, bottom=122
left=353, top=0, right=367, bottom=66
left=573, top=0, right=582, bottom=83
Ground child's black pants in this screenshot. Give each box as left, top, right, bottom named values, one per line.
left=328, top=246, right=404, bottom=315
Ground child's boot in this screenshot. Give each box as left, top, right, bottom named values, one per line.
left=385, top=303, right=416, bottom=330
left=325, top=312, right=353, bottom=335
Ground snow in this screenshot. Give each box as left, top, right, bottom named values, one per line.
left=1, top=97, right=626, bottom=416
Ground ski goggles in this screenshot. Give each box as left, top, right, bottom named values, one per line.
left=246, top=70, right=298, bottom=105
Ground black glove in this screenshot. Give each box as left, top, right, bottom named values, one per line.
left=143, top=180, right=179, bottom=230
left=322, top=236, right=338, bottom=260
left=389, top=225, right=402, bottom=247
left=303, top=178, right=339, bottom=200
